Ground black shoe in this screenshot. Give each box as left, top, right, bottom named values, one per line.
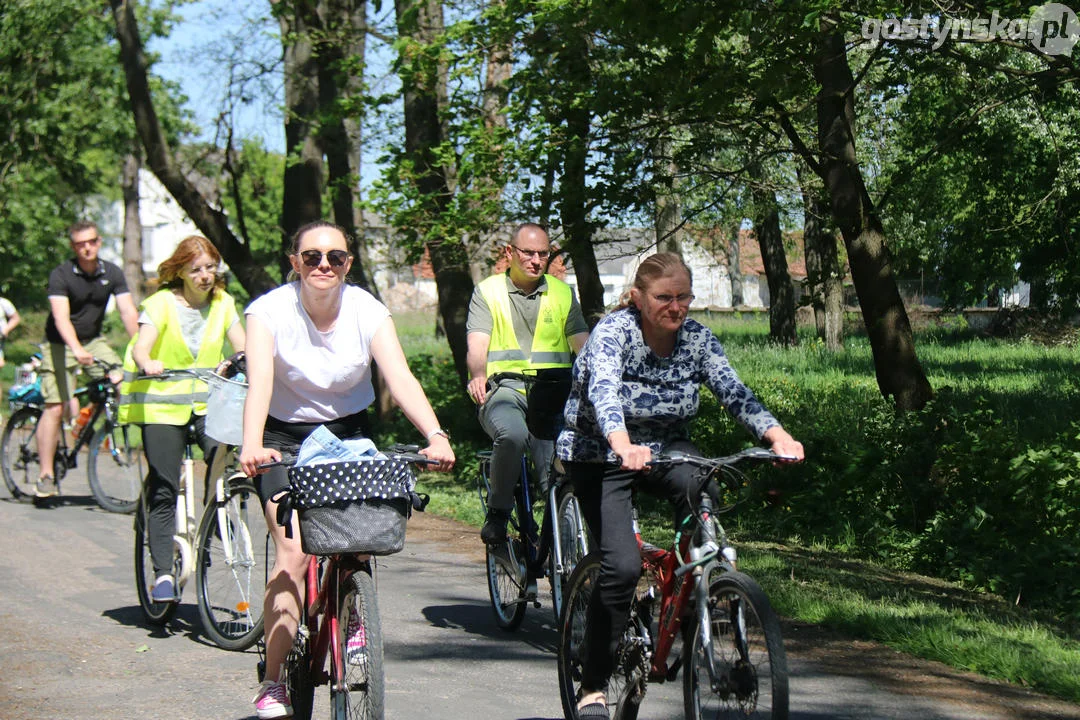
left=481, top=509, right=510, bottom=545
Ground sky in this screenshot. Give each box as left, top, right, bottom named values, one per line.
left=148, top=0, right=285, bottom=152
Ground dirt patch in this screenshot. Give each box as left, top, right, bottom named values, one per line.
left=407, top=511, right=1080, bottom=719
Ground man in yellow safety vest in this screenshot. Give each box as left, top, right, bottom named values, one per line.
left=466, top=223, right=590, bottom=544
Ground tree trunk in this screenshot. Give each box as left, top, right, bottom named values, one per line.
left=395, top=0, right=472, bottom=380
left=278, top=2, right=325, bottom=282
left=110, top=0, right=277, bottom=298
left=727, top=223, right=743, bottom=307
left=654, top=136, right=683, bottom=254
left=121, top=151, right=145, bottom=302
left=750, top=168, right=797, bottom=346
left=798, top=165, right=844, bottom=350
left=560, top=102, right=604, bottom=327
left=314, top=0, right=378, bottom=296
left=814, top=22, right=932, bottom=410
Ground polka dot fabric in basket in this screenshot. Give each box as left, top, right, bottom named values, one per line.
left=288, top=459, right=415, bottom=509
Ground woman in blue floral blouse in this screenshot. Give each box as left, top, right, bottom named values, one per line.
left=555, top=252, right=804, bottom=719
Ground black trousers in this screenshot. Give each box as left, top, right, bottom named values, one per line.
left=567, top=439, right=704, bottom=694
left=144, top=417, right=215, bottom=576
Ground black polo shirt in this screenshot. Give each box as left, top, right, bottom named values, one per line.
left=44, top=259, right=130, bottom=344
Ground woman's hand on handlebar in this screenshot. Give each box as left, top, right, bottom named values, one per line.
left=139, top=359, right=165, bottom=376
left=241, top=445, right=281, bottom=477
left=609, top=431, right=652, bottom=471
left=763, top=426, right=804, bottom=463
left=419, top=434, right=455, bottom=472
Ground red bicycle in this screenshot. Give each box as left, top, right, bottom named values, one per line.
left=257, top=446, right=432, bottom=720
left=558, top=447, right=791, bottom=720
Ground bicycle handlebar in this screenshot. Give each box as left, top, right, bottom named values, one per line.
left=258, top=444, right=438, bottom=471
left=648, top=446, right=796, bottom=469
left=134, top=367, right=218, bottom=381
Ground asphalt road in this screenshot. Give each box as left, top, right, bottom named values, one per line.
left=2, top=471, right=1078, bottom=720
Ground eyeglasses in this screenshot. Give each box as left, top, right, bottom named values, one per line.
left=185, top=263, right=218, bottom=277
left=511, top=246, right=551, bottom=261
left=651, top=293, right=695, bottom=307
left=72, top=237, right=102, bottom=249
left=298, top=249, right=350, bottom=268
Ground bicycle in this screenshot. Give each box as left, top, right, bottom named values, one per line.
left=477, top=370, right=591, bottom=630
left=1, top=357, right=145, bottom=512
left=131, top=367, right=269, bottom=652
left=256, top=445, right=432, bottom=720
left=557, top=447, right=791, bottom=720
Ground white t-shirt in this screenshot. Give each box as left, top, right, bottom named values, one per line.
left=246, top=283, right=391, bottom=423
left=0, top=298, right=15, bottom=325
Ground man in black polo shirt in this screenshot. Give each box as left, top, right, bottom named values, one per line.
left=35, top=221, right=139, bottom=500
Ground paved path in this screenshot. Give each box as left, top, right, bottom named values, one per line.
left=1, top=473, right=1078, bottom=720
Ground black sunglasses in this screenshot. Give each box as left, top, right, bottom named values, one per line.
left=298, top=249, right=350, bottom=268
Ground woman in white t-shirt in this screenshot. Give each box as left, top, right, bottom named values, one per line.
left=241, top=220, right=454, bottom=720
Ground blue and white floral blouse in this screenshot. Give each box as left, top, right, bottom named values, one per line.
left=555, top=307, right=779, bottom=463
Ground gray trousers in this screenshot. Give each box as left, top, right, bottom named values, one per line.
left=478, top=385, right=553, bottom=512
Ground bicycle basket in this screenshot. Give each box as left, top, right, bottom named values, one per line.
left=288, top=458, right=418, bottom=556
left=205, top=373, right=247, bottom=446
left=525, top=367, right=572, bottom=441
left=8, top=378, right=43, bottom=406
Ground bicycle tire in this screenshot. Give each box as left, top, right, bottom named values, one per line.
left=485, top=486, right=529, bottom=633
left=134, top=503, right=179, bottom=625
left=550, top=482, right=590, bottom=623
left=88, top=423, right=143, bottom=513
left=1, top=406, right=45, bottom=500
left=195, top=474, right=268, bottom=651
left=285, top=617, right=316, bottom=720
left=332, top=566, right=385, bottom=720
left=558, top=553, right=649, bottom=720
left=683, top=570, right=789, bottom=720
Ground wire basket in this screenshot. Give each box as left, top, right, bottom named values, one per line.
left=288, top=459, right=418, bottom=556
left=205, top=373, right=247, bottom=446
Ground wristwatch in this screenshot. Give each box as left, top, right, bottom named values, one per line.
left=426, top=427, right=450, bottom=441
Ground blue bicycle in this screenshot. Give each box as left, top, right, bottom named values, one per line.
left=476, top=370, right=591, bottom=629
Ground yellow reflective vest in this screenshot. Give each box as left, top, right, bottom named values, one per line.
left=119, top=290, right=235, bottom=425
left=478, top=273, right=574, bottom=379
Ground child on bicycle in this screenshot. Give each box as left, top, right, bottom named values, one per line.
left=554, top=253, right=803, bottom=719
left=239, top=220, right=454, bottom=720
left=120, top=235, right=246, bottom=603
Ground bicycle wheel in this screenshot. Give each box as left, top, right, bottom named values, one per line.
left=683, top=570, right=789, bottom=720
left=1, top=406, right=44, bottom=499
left=134, top=503, right=178, bottom=625
left=332, top=566, right=385, bottom=720
left=195, top=475, right=269, bottom=651
left=88, top=423, right=143, bottom=513
left=558, top=553, right=647, bottom=720
left=551, top=483, right=590, bottom=623
left=485, top=497, right=528, bottom=631
left=285, top=618, right=316, bottom=720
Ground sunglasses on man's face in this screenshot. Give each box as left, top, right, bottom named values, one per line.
left=298, top=249, right=350, bottom=268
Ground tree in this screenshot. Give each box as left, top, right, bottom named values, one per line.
left=111, top=0, right=278, bottom=296
left=392, top=0, right=474, bottom=378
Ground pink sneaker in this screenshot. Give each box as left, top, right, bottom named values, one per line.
left=346, top=607, right=367, bottom=666
left=253, top=680, right=293, bottom=719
